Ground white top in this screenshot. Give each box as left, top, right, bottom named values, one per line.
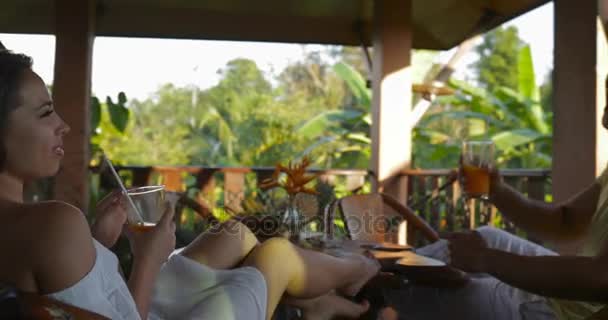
left=149, top=251, right=267, bottom=320
left=46, top=239, right=141, bottom=320
left=45, top=240, right=268, bottom=320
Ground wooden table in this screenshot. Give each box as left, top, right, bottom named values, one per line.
left=296, top=237, right=469, bottom=288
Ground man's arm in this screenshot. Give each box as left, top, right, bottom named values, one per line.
left=490, top=177, right=600, bottom=243
left=449, top=231, right=608, bottom=303
left=479, top=249, right=608, bottom=302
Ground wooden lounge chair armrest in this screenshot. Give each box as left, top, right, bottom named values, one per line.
left=380, top=193, right=440, bottom=243
left=585, top=306, right=608, bottom=320
left=1, top=285, right=110, bottom=320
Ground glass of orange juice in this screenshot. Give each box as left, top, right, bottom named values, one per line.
left=461, top=141, right=494, bottom=199
left=125, top=185, right=166, bottom=232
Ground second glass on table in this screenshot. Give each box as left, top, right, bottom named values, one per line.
left=461, top=140, right=494, bottom=199
left=124, top=185, right=166, bottom=232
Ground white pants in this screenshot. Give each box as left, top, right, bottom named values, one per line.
left=384, top=226, right=558, bottom=320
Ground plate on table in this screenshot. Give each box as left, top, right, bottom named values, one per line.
left=390, top=252, right=469, bottom=288
left=360, top=242, right=412, bottom=252
left=396, top=251, right=445, bottom=267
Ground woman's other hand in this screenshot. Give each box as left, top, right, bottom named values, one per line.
left=92, top=190, right=127, bottom=248
left=125, top=203, right=176, bottom=267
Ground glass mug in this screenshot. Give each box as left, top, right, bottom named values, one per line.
left=461, top=141, right=494, bottom=199
left=124, top=185, right=166, bottom=232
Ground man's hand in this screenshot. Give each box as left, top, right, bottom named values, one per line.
left=92, top=190, right=128, bottom=248
left=444, top=231, right=488, bottom=273
left=458, top=156, right=503, bottom=199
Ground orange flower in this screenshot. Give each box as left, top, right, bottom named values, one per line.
left=258, top=157, right=319, bottom=196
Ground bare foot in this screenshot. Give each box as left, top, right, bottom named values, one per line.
left=377, top=306, right=399, bottom=320
left=300, top=294, right=370, bottom=320
left=340, top=252, right=381, bottom=297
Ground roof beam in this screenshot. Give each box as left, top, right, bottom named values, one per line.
left=96, top=6, right=369, bottom=46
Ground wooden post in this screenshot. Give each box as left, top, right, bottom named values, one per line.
left=52, top=0, right=95, bottom=211
left=552, top=0, right=597, bottom=201
left=597, top=18, right=608, bottom=175
left=370, top=0, right=412, bottom=203
left=154, top=167, right=184, bottom=192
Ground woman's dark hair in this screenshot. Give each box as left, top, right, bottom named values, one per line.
left=0, top=44, right=33, bottom=171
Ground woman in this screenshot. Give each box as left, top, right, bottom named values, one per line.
left=0, top=48, right=379, bottom=320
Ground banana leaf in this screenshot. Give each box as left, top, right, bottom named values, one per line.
left=90, top=96, right=101, bottom=135
left=333, top=62, right=371, bottom=107
left=517, top=45, right=536, bottom=101
left=491, top=129, right=549, bottom=150
left=297, top=109, right=362, bottom=139
left=106, top=96, right=129, bottom=133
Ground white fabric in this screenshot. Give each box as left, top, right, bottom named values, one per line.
left=46, top=239, right=141, bottom=320
left=415, top=239, right=450, bottom=263
left=386, top=227, right=557, bottom=320
left=45, top=241, right=268, bottom=320
left=149, top=250, right=267, bottom=320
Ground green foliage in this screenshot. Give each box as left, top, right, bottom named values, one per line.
left=472, top=26, right=526, bottom=92
left=95, top=52, right=354, bottom=168
left=94, top=41, right=552, bottom=183
left=99, top=85, right=197, bottom=165
left=332, top=62, right=371, bottom=107
left=90, top=97, right=101, bottom=135
left=105, top=93, right=130, bottom=132
left=418, top=44, right=552, bottom=168
left=297, top=43, right=552, bottom=170
left=89, top=92, right=130, bottom=161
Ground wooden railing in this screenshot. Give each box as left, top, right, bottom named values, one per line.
left=403, top=169, right=551, bottom=238
left=89, top=165, right=551, bottom=235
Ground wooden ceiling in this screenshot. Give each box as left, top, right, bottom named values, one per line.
left=0, top=0, right=549, bottom=50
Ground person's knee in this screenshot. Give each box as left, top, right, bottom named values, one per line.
left=216, top=220, right=258, bottom=241
left=476, top=225, right=499, bottom=235
left=217, top=219, right=244, bottom=232
left=247, top=238, right=298, bottom=267
left=244, top=237, right=299, bottom=277
left=257, top=237, right=294, bottom=256
left=476, top=226, right=511, bottom=248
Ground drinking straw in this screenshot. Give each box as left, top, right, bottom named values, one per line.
left=102, top=155, right=144, bottom=223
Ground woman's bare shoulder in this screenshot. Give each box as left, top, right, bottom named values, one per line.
left=11, top=201, right=96, bottom=293
left=25, top=200, right=94, bottom=252
left=0, top=201, right=87, bottom=238
left=0, top=201, right=96, bottom=293
left=11, top=201, right=91, bottom=238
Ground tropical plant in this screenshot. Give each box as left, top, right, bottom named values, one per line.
left=89, top=92, right=130, bottom=162
left=88, top=92, right=131, bottom=217
left=296, top=61, right=372, bottom=169
left=417, top=44, right=552, bottom=168
left=299, top=43, right=552, bottom=170
left=472, top=25, right=526, bottom=92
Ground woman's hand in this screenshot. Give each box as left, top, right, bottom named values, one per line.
left=444, top=231, right=488, bottom=273
left=92, top=190, right=128, bottom=248
left=124, top=203, right=176, bottom=267
left=125, top=204, right=176, bottom=319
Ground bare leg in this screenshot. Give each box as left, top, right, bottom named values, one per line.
left=377, top=307, right=399, bottom=320
left=242, top=237, right=380, bottom=320
left=179, top=220, right=259, bottom=269
left=285, top=294, right=370, bottom=320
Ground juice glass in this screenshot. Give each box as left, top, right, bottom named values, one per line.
left=125, top=185, right=165, bottom=232
left=461, top=141, right=494, bottom=199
